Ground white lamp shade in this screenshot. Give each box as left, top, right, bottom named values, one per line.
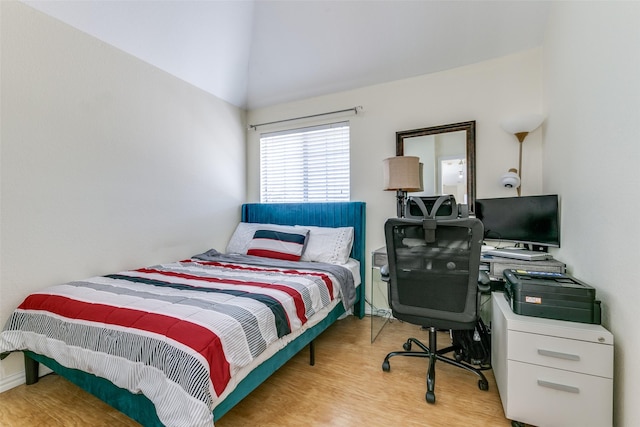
left=383, top=156, right=421, bottom=191
left=500, top=114, right=545, bottom=135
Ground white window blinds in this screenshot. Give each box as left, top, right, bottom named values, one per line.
left=260, top=121, right=350, bottom=203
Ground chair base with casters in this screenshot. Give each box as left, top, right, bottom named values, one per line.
left=382, top=326, right=489, bottom=404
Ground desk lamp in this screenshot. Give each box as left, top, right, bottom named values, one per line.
left=383, top=156, right=421, bottom=217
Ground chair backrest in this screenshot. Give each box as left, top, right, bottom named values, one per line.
left=384, top=216, right=484, bottom=330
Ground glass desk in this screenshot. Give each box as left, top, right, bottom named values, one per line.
left=370, top=246, right=391, bottom=342
left=369, top=246, right=498, bottom=341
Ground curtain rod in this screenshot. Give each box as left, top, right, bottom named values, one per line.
left=248, top=106, right=363, bottom=131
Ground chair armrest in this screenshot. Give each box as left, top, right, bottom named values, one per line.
left=477, top=271, right=491, bottom=293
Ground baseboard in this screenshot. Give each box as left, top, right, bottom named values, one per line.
left=0, top=365, right=54, bottom=393
left=0, top=371, right=25, bottom=393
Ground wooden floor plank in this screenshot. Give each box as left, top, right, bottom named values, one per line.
left=0, top=316, right=510, bottom=426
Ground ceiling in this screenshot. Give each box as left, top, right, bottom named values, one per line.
left=23, top=1, right=551, bottom=110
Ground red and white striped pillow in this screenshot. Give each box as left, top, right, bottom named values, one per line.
left=246, top=225, right=309, bottom=261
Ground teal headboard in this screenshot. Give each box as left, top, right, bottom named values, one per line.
left=241, top=202, right=366, bottom=318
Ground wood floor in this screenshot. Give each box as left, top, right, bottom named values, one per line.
left=0, top=316, right=510, bottom=426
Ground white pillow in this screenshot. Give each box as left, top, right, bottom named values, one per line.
left=226, top=222, right=262, bottom=254
left=297, top=225, right=354, bottom=264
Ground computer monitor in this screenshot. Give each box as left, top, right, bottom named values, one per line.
left=474, top=194, right=560, bottom=248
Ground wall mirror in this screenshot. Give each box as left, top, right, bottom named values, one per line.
left=396, top=121, right=476, bottom=213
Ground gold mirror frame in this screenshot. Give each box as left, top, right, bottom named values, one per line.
left=396, top=121, right=476, bottom=213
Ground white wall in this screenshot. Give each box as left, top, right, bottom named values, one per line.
left=247, top=48, right=544, bottom=298
left=0, top=1, right=246, bottom=385
left=543, top=3, right=640, bottom=426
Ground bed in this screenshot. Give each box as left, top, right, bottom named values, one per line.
left=0, top=202, right=366, bottom=426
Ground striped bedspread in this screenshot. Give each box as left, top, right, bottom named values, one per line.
left=0, top=250, right=355, bottom=427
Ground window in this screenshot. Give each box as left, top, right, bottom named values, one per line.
left=260, top=122, right=350, bottom=203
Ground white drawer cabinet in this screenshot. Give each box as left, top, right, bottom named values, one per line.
left=491, top=292, right=613, bottom=427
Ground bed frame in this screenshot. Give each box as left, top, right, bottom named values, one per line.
left=23, top=201, right=366, bottom=425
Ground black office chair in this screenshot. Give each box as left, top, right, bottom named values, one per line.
left=381, top=214, right=490, bottom=404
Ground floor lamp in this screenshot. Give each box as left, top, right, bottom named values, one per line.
left=500, top=114, right=544, bottom=196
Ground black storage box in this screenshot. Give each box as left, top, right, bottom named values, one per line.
left=503, top=269, right=601, bottom=324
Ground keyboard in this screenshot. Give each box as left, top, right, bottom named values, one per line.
left=485, top=248, right=553, bottom=261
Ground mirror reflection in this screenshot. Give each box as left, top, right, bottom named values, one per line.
left=396, top=121, right=476, bottom=212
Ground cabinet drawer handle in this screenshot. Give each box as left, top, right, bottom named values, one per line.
left=537, top=379, right=580, bottom=394
left=537, top=349, right=580, bottom=361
